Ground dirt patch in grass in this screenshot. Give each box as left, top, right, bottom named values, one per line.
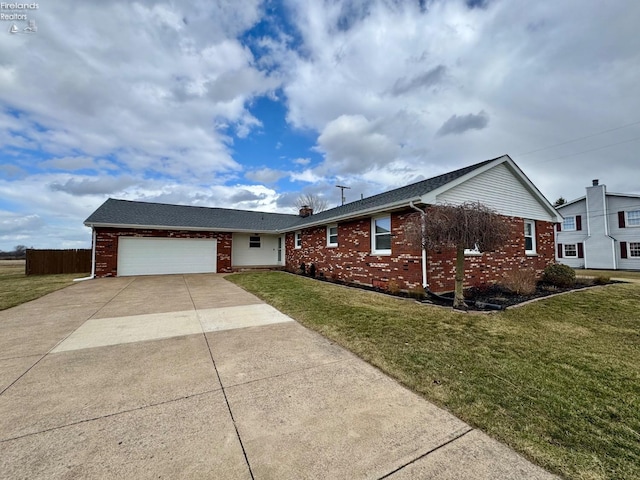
left=228, top=271, right=640, bottom=480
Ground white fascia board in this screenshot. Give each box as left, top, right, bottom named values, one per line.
left=421, top=155, right=563, bottom=223
left=279, top=198, right=423, bottom=232
left=84, top=222, right=279, bottom=234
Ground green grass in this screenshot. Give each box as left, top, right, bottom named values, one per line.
left=0, top=260, right=85, bottom=311
left=228, top=271, right=640, bottom=480
left=576, top=269, right=640, bottom=281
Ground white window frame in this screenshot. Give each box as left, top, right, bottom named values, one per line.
left=294, top=231, right=302, bottom=249
left=562, top=216, right=576, bottom=231
left=626, top=210, right=640, bottom=227
left=629, top=242, right=640, bottom=258
left=464, top=243, right=482, bottom=256
left=249, top=235, right=261, bottom=248
left=327, top=225, right=338, bottom=247
left=371, top=215, right=392, bottom=255
left=524, top=220, right=536, bottom=254
left=563, top=243, right=578, bottom=258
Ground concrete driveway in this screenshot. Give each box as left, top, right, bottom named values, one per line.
left=0, top=274, right=557, bottom=479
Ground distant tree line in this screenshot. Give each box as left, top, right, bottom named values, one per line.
left=0, top=245, right=29, bottom=259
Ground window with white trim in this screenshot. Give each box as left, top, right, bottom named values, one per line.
left=630, top=242, right=640, bottom=257
left=563, top=244, right=577, bottom=258
left=562, top=216, right=576, bottom=231
left=372, top=216, right=391, bottom=254
left=294, top=231, right=302, bottom=249
left=249, top=236, right=261, bottom=248
left=627, top=210, right=640, bottom=227
left=524, top=220, right=536, bottom=254
left=464, top=243, right=482, bottom=255
left=327, top=225, right=338, bottom=247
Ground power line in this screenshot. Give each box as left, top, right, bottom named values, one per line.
left=517, top=120, right=640, bottom=157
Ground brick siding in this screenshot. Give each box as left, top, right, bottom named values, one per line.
left=93, top=228, right=232, bottom=277
left=285, top=209, right=555, bottom=294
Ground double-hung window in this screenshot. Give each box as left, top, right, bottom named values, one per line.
left=563, top=244, right=577, bottom=258
left=372, top=216, right=391, bottom=254
left=562, top=216, right=576, bottom=231
left=627, top=210, right=640, bottom=227
left=524, top=220, right=536, bottom=254
left=630, top=242, right=640, bottom=257
left=294, top=231, right=302, bottom=249
left=327, top=225, right=338, bottom=247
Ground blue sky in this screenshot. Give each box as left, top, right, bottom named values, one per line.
left=1, top=0, right=640, bottom=251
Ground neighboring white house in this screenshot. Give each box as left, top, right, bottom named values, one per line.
left=556, top=179, right=640, bottom=270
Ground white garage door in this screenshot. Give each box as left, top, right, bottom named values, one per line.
left=117, top=237, right=217, bottom=276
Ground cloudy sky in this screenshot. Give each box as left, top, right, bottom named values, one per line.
left=1, top=0, right=639, bottom=251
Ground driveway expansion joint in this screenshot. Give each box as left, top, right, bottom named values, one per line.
left=377, top=426, right=474, bottom=479
left=0, top=388, right=223, bottom=444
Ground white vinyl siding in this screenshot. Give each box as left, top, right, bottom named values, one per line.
left=436, top=163, right=552, bottom=221
left=232, top=233, right=280, bottom=267
left=117, top=237, right=217, bottom=276
left=371, top=216, right=391, bottom=254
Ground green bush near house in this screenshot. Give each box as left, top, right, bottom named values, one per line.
left=542, top=263, right=576, bottom=287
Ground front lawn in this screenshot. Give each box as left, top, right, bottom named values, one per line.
left=228, top=271, right=640, bottom=480
left=0, top=260, right=84, bottom=311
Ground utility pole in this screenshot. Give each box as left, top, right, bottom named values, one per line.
left=336, top=185, right=351, bottom=206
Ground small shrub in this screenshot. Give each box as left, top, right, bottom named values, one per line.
left=593, top=275, right=610, bottom=285
left=542, top=263, right=576, bottom=288
left=500, top=268, right=538, bottom=295
left=299, top=263, right=306, bottom=275
left=408, top=287, right=426, bottom=300
left=309, top=263, right=316, bottom=277
left=387, top=278, right=400, bottom=295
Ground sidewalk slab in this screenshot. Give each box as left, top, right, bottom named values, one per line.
left=0, top=355, right=41, bottom=393
left=225, top=358, right=470, bottom=479
left=387, top=429, right=558, bottom=479
left=0, top=391, right=250, bottom=480
left=1, top=335, right=220, bottom=440
left=207, top=321, right=353, bottom=387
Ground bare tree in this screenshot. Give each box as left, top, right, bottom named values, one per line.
left=294, top=193, right=328, bottom=213
left=405, top=202, right=511, bottom=309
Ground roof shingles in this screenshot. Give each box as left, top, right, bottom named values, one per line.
left=85, top=156, right=503, bottom=232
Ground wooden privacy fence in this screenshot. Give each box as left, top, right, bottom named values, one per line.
left=26, top=249, right=92, bottom=275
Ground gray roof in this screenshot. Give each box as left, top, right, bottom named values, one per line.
left=285, top=156, right=498, bottom=229
left=85, top=199, right=300, bottom=232
left=85, top=156, right=502, bottom=232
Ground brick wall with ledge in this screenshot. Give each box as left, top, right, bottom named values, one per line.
left=93, top=228, right=232, bottom=277
left=286, top=210, right=555, bottom=294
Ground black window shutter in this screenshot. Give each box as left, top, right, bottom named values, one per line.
left=556, top=223, right=561, bottom=232
left=621, top=241, right=628, bottom=259
left=619, top=211, right=626, bottom=228
left=577, top=243, right=584, bottom=258
left=557, top=244, right=563, bottom=258
left=576, top=215, right=582, bottom=231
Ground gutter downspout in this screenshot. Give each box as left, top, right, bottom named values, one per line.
left=409, top=202, right=428, bottom=289
left=74, top=227, right=96, bottom=282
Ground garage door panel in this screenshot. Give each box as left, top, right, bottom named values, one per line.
left=118, top=238, right=217, bottom=276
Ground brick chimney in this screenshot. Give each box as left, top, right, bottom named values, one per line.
left=299, top=205, right=313, bottom=217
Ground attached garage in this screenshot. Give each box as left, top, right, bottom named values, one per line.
left=117, top=237, right=217, bottom=276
